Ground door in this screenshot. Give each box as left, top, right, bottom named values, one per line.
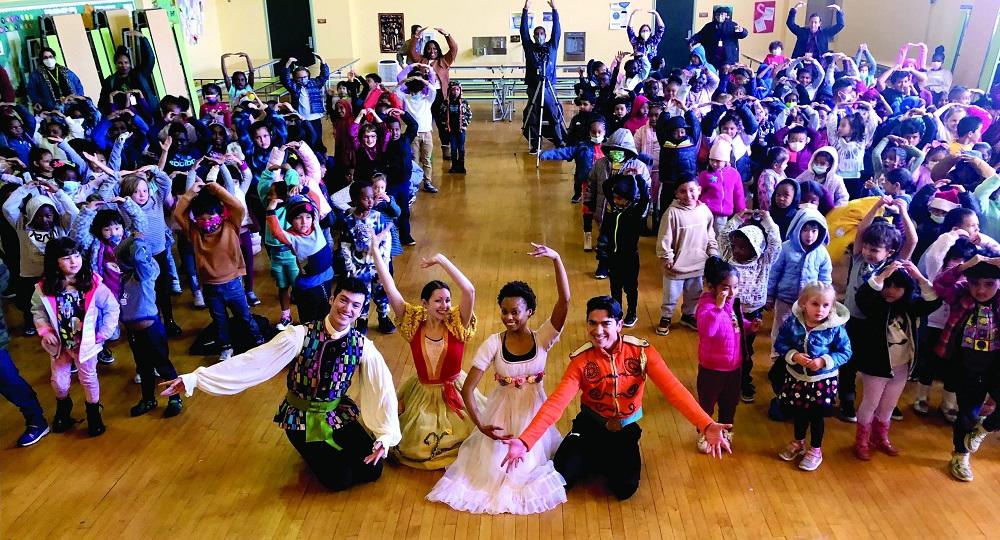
left=266, top=0, right=314, bottom=63
left=656, top=0, right=695, bottom=68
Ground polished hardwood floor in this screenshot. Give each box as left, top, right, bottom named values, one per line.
left=2, top=104, right=999, bottom=539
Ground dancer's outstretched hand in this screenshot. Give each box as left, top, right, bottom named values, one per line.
left=528, top=242, right=559, bottom=259
left=159, top=378, right=187, bottom=397
left=500, top=438, right=527, bottom=472
left=703, top=422, right=733, bottom=458
left=364, top=441, right=386, bottom=465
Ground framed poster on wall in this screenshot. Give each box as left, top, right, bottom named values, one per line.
left=378, top=12, right=404, bottom=53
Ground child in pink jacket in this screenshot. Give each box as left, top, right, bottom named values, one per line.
left=698, top=135, right=745, bottom=236
left=695, top=256, right=755, bottom=453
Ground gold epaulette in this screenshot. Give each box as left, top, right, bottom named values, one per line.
left=622, top=335, right=650, bottom=347
left=569, top=342, right=594, bottom=358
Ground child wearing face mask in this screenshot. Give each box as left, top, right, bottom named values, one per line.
left=633, top=104, right=661, bottom=227
left=174, top=171, right=264, bottom=363
left=774, top=282, right=851, bottom=471
left=540, top=118, right=606, bottom=242
left=199, top=83, right=232, bottom=129
left=586, top=129, right=650, bottom=279
left=796, top=148, right=848, bottom=207
left=925, top=46, right=953, bottom=105
left=698, top=136, right=745, bottom=235
left=595, top=174, right=650, bottom=328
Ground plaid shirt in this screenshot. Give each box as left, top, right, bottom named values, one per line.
left=933, top=264, right=1000, bottom=357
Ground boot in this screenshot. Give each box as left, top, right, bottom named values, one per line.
left=871, top=419, right=898, bottom=456
left=457, top=154, right=467, bottom=173
left=86, top=402, right=106, bottom=437
left=52, top=397, right=77, bottom=433
left=854, top=422, right=872, bottom=460
left=442, top=145, right=452, bottom=161
left=448, top=160, right=459, bottom=173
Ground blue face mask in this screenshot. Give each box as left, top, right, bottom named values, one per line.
left=61, top=180, right=80, bottom=195
left=108, top=233, right=123, bottom=246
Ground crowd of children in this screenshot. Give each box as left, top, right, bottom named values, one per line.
left=4, top=7, right=1000, bottom=519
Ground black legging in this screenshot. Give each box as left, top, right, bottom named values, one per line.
left=793, top=408, right=826, bottom=448
left=387, top=182, right=412, bottom=241
left=432, top=89, right=448, bottom=149
left=153, top=251, right=175, bottom=325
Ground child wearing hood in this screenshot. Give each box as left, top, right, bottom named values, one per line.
left=656, top=176, right=719, bottom=335
left=541, top=117, right=606, bottom=245
left=766, top=207, right=832, bottom=363
left=596, top=174, right=650, bottom=328
left=655, top=107, right=702, bottom=211
left=700, top=102, right=760, bottom=185
left=698, top=136, right=745, bottom=235
left=3, top=180, right=79, bottom=336
left=774, top=282, right=851, bottom=471
left=266, top=192, right=335, bottom=325
left=586, top=129, right=650, bottom=279
left=720, top=210, right=782, bottom=402
left=796, top=146, right=848, bottom=207
left=770, top=178, right=801, bottom=240
left=445, top=82, right=472, bottom=174
left=624, top=95, right=650, bottom=134
left=607, top=96, right=632, bottom=135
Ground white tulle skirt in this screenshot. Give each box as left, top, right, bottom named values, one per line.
left=425, top=382, right=566, bottom=514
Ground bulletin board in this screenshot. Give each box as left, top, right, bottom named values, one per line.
left=378, top=13, right=404, bottom=54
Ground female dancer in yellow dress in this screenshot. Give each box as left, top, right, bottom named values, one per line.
left=370, top=242, right=486, bottom=469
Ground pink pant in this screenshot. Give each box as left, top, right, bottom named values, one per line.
left=50, top=349, right=100, bottom=403
left=858, top=365, right=908, bottom=425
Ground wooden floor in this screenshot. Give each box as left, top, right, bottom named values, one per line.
left=3, top=103, right=1000, bottom=539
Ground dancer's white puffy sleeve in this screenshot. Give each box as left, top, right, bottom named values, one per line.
left=354, top=338, right=402, bottom=448
left=179, top=326, right=306, bottom=397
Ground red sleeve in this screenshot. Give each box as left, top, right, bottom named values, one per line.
left=645, top=347, right=714, bottom=432
left=519, top=356, right=584, bottom=449
left=266, top=213, right=292, bottom=246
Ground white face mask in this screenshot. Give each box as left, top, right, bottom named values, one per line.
left=929, top=213, right=945, bottom=224
left=788, top=141, right=806, bottom=152
left=812, top=164, right=829, bottom=175
left=640, top=31, right=651, bottom=40
left=590, top=135, right=605, bottom=144
left=42, top=58, right=57, bottom=69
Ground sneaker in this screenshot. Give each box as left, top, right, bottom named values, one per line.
left=276, top=316, right=292, bottom=331
left=97, top=348, right=115, bottom=365
left=741, top=388, right=756, bottom=403
left=16, top=424, right=49, bottom=447
left=778, top=439, right=806, bottom=461
left=129, top=399, right=157, bottom=417
left=401, top=235, right=417, bottom=247
left=942, top=407, right=959, bottom=424
left=891, top=406, right=904, bottom=421
left=408, top=194, right=417, bottom=207
left=965, top=421, right=991, bottom=453
left=583, top=232, right=593, bottom=252
left=696, top=434, right=711, bottom=454
left=529, top=146, right=539, bottom=155
left=166, top=320, right=183, bottom=338
left=378, top=315, right=397, bottom=334
left=679, top=314, right=697, bottom=330
left=133, top=373, right=142, bottom=384
left=163, top=397, right=183, bottom=418
left=594, top=269, right=609, bottom=280
left=22, top=322, right=36, bottom=337
left=950, top=452, right=974, bottom=482
left=798, top=447, right=823, bottom=471
left=422, top=181, right=439, bottom=194
left=839, top=401, right=858, bottom=423
left=571, top=194, right=582, bottom=204
left=655, top=317, right=671, bottom=336
left=192, top=290, right=206, bottom=309
left=218, top=347, right=234, bottom=363
left=70, top=363, right=78, bottom=375
left=246, top=291, right=261, bottom=307
left=623, top=312, right=638, bottom=328
left=913, top=398, right=930, bottom=415
left=171, top=279, right=183, bottom=295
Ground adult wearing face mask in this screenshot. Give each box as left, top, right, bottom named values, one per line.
left=626, top=10, right=665, bottom=80
left=281, top=53, right=330, bottom=155
left=688, top=6, right=748, bottom=74
left=520, top=0, right=567, bottom=153
left=98, top=32, right=159, bottom=116
left=786, top=2, right=845, bottom=59
left=26, top=48, right=86, bottom=113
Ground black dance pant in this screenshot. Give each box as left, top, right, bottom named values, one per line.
left=285, top=420, right=384, bottom=491
left=553, top=410, right=642, bottom=500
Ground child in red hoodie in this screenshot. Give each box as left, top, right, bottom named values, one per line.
left=695, top=256, right=755, bottom=453
left=698, top=135, right=745, bottom=236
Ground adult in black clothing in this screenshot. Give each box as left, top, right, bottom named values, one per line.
left=98, top=32, right=159, bottom=115
left=520, top=0, right=567, bottom=152
left=786, top=2, right=845, bottom=59
left=688, top=6, right=749, bottom=73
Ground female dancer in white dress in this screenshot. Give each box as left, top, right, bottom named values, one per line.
left=426, top=243, right=569, bottom=514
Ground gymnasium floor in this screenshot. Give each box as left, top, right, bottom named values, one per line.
left=2, top=103, right=999, bottom=539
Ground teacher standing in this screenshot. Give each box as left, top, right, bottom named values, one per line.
left=688, top=6, right=748, bottom=73
left=786, top=2, right=845, bottom=58
left=409, top=26, right=459, bottom=161
left=521, top=0, right=567, bottom=153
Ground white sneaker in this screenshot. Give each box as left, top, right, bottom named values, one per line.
left=583, top=232, right=593, bottom=252
left=192, top=290, right=206, bottom=309
left=218, top=348, right=234, bottom=363
left=965, top=421, right=991, bottom=453
left=276, top=316, right=292, bottom=331
left=950, top=452, right=974, bottom=482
